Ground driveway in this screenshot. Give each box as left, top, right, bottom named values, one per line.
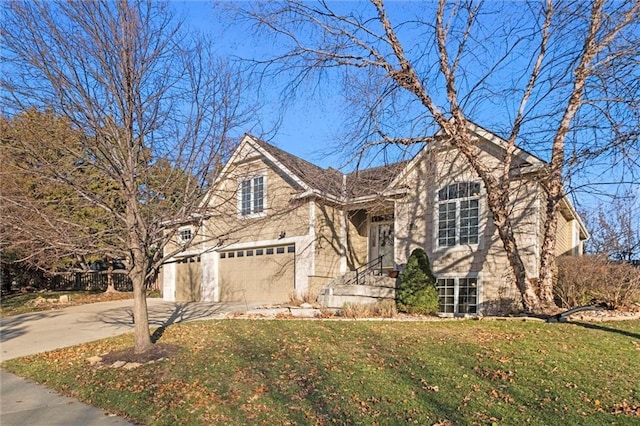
left=1, top=298, right=250, bottom=361
left=1, top=298, right=252, bottom=426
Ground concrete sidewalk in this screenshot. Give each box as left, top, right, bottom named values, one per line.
left=1, top=298, right=250, bottom=425
left=1, top=369, right=132, bottom=426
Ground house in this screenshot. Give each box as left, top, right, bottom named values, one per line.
left=163, top=123, right=588, bottom=315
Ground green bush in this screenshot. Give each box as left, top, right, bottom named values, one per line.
left=397, top=248, right=439, bottom=315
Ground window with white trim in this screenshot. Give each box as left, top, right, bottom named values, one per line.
left=239, top=176, right=265, bottom=216
left=178, top=228, right=192, bottom=244
left=437, top=182, right=480, bottom=247
left=437, top=277, right=478, bottom=314
left=572, top=221, right=580, bottom=256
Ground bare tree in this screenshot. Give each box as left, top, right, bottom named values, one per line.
left=234, top=0, right=639, bottom=313
left=2, top=1, right=253, bottom=353
left=583, top=191, right=640, bottom=261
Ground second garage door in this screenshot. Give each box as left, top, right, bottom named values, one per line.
left=175, top=256, right=202, bottom=302
left=218, top=244, right=295, bottom=303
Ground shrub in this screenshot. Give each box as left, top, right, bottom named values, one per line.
left=288, top=290, right=318, bottom=306
left=340, top=300, right=397, bottom=318
left=341, top=302, right=370, bottom=319
left=397, top=248, right=439, bottom=315
left=315, top=307, right=335, bottom=319
left=371, top=300, right=398, bottom=318
left=555, top=255, right=640, bottom=310
left=405, top=286, right=439, bottom=315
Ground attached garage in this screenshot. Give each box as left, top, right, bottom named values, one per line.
left=218, top=244, right=295, bottom=303
left=175, top=256, right=202, bottom=302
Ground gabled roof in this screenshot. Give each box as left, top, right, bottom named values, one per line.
left=226, top=134, right=408, bottom=203
left=388, top=120, right=547, bottom=190
left=252, top=137, right=344, bottom=198
left=442, top=121, right=547, bottom=169
left=208, top=128, right=588, bottom=241
left=229, top=125, right=544, bottom=205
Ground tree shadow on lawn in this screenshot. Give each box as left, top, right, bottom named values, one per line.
left=92, top=301, right=244, bottom=343
left=96, top=303, right=240, bottom=363
left=220, top=322, right=470, bottom=425
left=92, top=301, right=232, bottom=327
left=150, top=303, right=192, bottom=343
left=566, top=321, right=640, bottom=340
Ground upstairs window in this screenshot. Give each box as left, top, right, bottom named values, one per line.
left=178, top=228, right=192, bottom=244
left=437, top=182, right=480, bottom=247
left=240, top=176, right=265, bottom=216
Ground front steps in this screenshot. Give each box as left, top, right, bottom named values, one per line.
left=318, top=272, right=398, bottom=308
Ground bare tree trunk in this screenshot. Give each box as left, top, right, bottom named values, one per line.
left=485, top=185, right=541, bottom=313
left=2, top=0, right=253, bottom=353
left=130, top=264, right=153, bottom=354
left=536, top=0, right=628, bottom=310
left=234, top=0, right=637, bottom=315
left=538, top=190, right=561, bottom=308
left=126, top=195, right=152, bottom=353
left=371, top=0, right=545, bottom=313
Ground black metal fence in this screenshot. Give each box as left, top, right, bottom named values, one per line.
left=49, top=271, right=133, bottom=292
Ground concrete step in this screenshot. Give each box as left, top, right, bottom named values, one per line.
left=325, top=284, right=395, bottom=298
left=321, top=293, right=395, bottom=309
left=361, top=275, right=397, bottom=288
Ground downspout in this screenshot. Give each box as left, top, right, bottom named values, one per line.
left=309, top=200, right=316, bottom=279
left=340, top=174, right=348, bottom=273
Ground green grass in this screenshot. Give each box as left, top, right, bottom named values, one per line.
left=3, top=319, right=639, bottom=425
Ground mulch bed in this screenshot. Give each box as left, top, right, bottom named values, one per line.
left=101, top=343, right=182, bottom=364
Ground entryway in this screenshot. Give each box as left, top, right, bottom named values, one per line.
left=369, top=219, right=394, bottom=269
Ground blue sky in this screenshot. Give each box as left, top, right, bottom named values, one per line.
left=178, top=1, right=349, bottom=167
left=179, top=1, right=493, bottom=166
left=175, top=0, right=639, bottom=221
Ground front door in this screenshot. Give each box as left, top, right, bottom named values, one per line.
left=370, top=222, right=394, bottom=269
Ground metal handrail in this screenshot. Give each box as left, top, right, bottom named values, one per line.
left=345, top=256, right=383, bottom=286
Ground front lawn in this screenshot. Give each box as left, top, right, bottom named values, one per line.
left=3, top=319, right=639, bottom=425
left=0, top=290, right=134, bottom=317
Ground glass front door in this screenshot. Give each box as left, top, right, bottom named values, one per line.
left=370, top=222, right=394, bottom=269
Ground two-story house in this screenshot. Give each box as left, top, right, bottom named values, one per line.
left=163, top=123, right=588, bottom=315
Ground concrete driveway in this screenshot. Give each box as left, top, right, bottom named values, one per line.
left=1, top=298, right=249, bottom=361
left=1, top=298, right=251, bottom=425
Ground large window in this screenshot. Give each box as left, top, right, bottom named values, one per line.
left=240, top=176, right=265, bottom=216
left=437, top=277, right=478, bottom=314
left=437, top=182, right=480, bottom=247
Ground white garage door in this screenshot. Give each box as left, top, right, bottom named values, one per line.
left=218, top=244, right=295, bottom=304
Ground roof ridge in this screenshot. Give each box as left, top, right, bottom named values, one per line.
left=249, top=133, right=409, bottom=175
left=347, top=160, right=410, bottom=177
left=250, top=135, right=334, bottom=173
left=248, top=135, right=344, bottom=198
left=247, top=134, right=409, bottom=200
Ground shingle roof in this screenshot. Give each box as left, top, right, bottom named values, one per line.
left=252, top=138, right=344, bottom=197
left=346, top=162, right=409, bottom=198
left=251, top=136, right=406, bottom=201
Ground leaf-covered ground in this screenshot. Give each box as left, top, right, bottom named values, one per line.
left=3, top=319, right=639, bottom=425
left=0, top=291, right=134, bottom=317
